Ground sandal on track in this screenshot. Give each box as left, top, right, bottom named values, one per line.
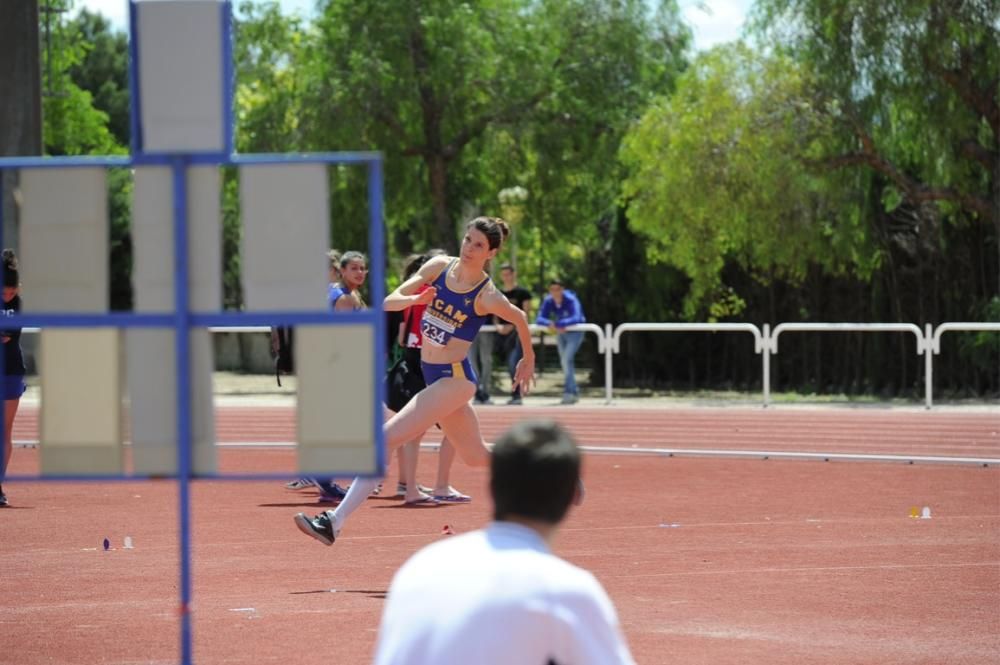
left=432, top=489, right=471, bottom=503
left=403, top=495, right=440, bottom=506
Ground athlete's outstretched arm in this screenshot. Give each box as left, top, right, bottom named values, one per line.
left=482, top=288, right=536, bottom=394
left=383, top=255, right=449, bottom=312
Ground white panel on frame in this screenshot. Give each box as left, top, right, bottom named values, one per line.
left=132, top=166, right=222, bottom=312
left=134, top=0, right=228, bottom=153
left=126, top=329, right=216, bottom=475
left=19, top=168, right=108, bottom=312
left=240, top=164, right=329, bottom=311
left=39, top=329, right=123, bottom=475
left=296, top=325, right=376, bottom=474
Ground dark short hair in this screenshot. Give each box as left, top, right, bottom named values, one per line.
left=402, top=253, right=429, bottom=280
left=491, top=420, right=581, bottom=524
left=2, top=249, right=18, bottom=288
left=549, top=278, right=564, bottom=287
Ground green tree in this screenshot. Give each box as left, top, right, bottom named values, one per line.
left=230, top=0, right=689, bottom=315
left=298, top=0, right=547, bottom=252
left=280, top=0, right=689, bottom=256
left=67, top=9, right=130, bottom=147
left=621, top=44, right=877, bottom=319
left=750, top=0, right=999, bottom=296
left=234, top=1, right=310, bottom=153
left=483, top=0, right=691, bottom=296
left=41, top=35, right=122, bottom=158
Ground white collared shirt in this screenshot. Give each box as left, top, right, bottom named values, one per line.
left=373, top=521, right=635, bottom=665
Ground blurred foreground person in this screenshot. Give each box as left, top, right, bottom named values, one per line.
left=372, top=420, right=633, bottom=665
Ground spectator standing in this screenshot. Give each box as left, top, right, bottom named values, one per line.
left=535, top=278, right=586, bottom=404
left=495, top=263, right=533, bottom=405
left=468, top=321, right=494, bottom=404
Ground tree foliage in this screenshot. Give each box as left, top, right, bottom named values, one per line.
left=67, top=9, right=130, bottom=147
left=750, top=0, right=999, bottom=288
left=41, top=11, right=123, bottom=158
left=748, top=0, right=999, bottom=392
left=482, top=0, right=691, bottom=295
left=235, top=0, right=691, bottom=259
left=617, top=0, right=997, bottom=394
left=299, top=0, right=551, bottom=252
left=622, top=44, right=881, bottom=319
left=29, top=0, right=995, bottom=396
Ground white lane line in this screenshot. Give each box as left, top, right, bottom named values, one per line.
left=14, top=440, right=999, bottom=465
left=603, top=561, right=1000, bottom=580
left=214, top=441, right=1000, bottom=466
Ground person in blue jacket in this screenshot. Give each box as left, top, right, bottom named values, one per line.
left=535, top=278, right=586, bottom=404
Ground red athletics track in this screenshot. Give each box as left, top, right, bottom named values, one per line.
left=12, top=404, right=1000, bottom=458
left=209, top=404, right=1000, bottom=458
left=2, top=404, right=999, bottom=664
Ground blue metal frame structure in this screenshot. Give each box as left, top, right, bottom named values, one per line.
left=0, top=2, right=386, bottom=662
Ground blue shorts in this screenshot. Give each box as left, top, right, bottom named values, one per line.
left=2, top=375, right=25, bottom=401
left=420, top=358, right=477, bottom=387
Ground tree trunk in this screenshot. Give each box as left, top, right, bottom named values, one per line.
left=0, top=0, right=43, bottom=250
left=425, top=152, right=455, bottom=253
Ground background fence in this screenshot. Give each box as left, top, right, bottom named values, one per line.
left=21, top=321, right=995, bottom=409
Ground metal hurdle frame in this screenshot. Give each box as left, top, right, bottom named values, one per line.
left=0, top=3, right=386, bottom=663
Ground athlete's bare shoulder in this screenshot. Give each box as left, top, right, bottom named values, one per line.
left=476, top=279, right=509, bottom=314
left=480, top=278, right=501, bottom=299
left=417, top=255, right=452, bottom=282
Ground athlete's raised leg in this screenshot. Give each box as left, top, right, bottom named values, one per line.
left=436, top=403, right=490, bottom=468
left=383, top=378, right=474, bottom=450
left=295, top=378, right=475, bottom=545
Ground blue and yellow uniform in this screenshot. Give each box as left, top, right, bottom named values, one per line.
left=420, top=260, right=492, bottom=386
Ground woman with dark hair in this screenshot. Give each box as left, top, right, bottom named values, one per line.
left=0, top=249, right=25, bottom=507
left=328, top=250, right=368, bottom=311
left=295, top=217, right=536, bottom=545
left=383, top=251, right=469, bottom=504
